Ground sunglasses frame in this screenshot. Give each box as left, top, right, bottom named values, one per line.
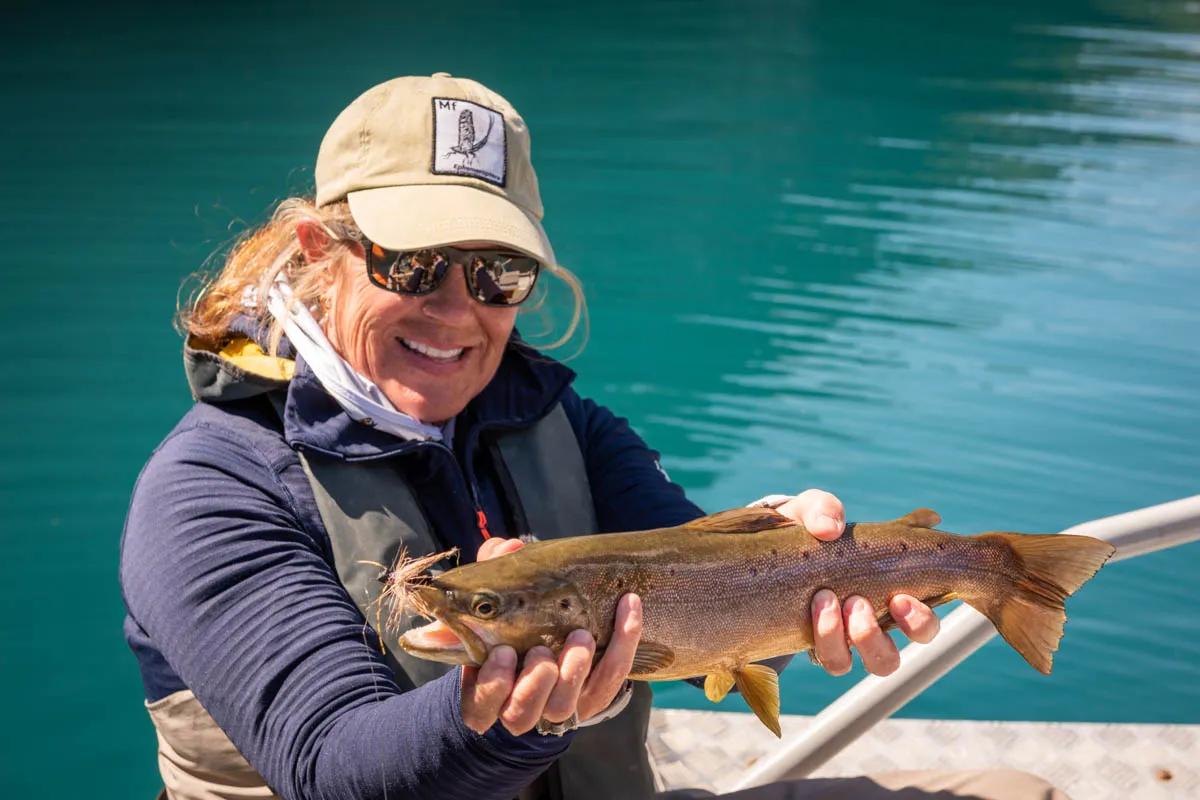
left=360, top=237, right=541, bottom=307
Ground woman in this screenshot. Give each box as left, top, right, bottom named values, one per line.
left=121, top=74, right=989, bottom=800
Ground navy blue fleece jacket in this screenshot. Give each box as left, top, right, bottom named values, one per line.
left=119, top=337, right=704, bottom=800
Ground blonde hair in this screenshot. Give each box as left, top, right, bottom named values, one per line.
left=179, top=196, right=588, bottom=358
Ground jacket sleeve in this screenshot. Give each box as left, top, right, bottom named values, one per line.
left=559, top=389, right=704, bottom=533
left=120, top=424, right=570, bottom=800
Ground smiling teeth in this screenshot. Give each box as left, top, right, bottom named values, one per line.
left=402, top=338, right=464, bottom=360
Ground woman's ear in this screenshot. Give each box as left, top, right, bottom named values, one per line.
left=296, top=220, right=332, bottom=262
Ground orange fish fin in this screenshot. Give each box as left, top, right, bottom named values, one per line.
left=966, top=532, right=1114, bottom=674
left=897, top=508, right=942, bottom=528
left=734, top=664, right=782, bottom=738
left=704, top=671, right=736, bottom=703
left=629, top=640, right=675, bottom=676
left=684, top=507, right=792, bottom=534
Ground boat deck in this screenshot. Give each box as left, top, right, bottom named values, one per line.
left=647, top=709, right=1198, bottom=799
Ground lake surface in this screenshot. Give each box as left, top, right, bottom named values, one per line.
left=2, top=1, right=1198, bottom=795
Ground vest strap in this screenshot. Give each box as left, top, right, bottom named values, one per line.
left=299, top=449, right=454, bottom=689
left=493, top=403, right=599, bottom=538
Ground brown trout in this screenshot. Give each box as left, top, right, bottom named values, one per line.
left=392, top=507, right=1114, bottom=736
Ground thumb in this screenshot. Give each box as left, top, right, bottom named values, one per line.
left=477, top=537, right=525, bottom=562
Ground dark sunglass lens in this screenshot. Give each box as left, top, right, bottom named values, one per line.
left=369, top=245, right=448, bottom=294
left=468, top=253, right=539, bottom=305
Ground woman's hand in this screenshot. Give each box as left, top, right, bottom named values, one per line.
left=459, top=537, right=643, bottom=736
left=775, top=489, right=941, bottom=677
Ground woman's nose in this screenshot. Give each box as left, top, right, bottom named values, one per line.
left=420, top=263, right=474, bottom=322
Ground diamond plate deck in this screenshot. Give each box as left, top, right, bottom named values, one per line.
left=647, top=709, right=1198, bottom=799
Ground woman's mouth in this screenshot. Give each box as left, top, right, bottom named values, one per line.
left=397, top=337, right=467, bottom=363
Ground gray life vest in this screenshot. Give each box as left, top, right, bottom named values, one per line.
left=299, top=401, right=658, bottom=800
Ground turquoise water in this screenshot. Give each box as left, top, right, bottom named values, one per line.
left=3, top=1, right=1199, bottom=795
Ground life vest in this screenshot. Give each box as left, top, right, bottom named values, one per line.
left=150, top=338, right=657, bottom=800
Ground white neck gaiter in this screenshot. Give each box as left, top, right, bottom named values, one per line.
left=266, top=277, right=446, bottom=443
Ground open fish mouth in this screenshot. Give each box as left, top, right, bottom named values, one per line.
left=377, top=548, right=491, bottom=665
left=399, top=618, right=476, bottom=665
left=396, top=584, right=491, bottom=666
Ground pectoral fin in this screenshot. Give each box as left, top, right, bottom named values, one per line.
left=733, top=664, right=782, bottom=738
left=898, top=508, right=942, bottom=528
left=630, top=641, right=675, bottom=676
left=684, top=507, right=793, bottom=534
left=704, top=671, right=736, bottom=703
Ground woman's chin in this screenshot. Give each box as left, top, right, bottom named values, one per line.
left=381, top=388, right=469, bottom=427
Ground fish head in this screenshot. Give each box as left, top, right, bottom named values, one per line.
left=398, top=557, right=592, bottom=667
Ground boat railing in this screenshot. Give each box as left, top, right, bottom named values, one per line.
left=732, top=494, right=1200, bottom=791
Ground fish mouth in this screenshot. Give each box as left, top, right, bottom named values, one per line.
left=398, top=584, right=491, bottom=666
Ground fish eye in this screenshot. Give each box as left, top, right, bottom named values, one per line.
left=471, top=592, right=501, bottom=619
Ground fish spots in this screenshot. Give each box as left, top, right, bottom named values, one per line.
left=770, top=548, right=779, bottom=557
left=899, top=543, right=909, bottom=553
left=517, top=597, right=526, bottom=608
left=936, top=543, right=946, bottom=552
left=749, top=566, right=759, bottom=577
left=801, top=552, right=810, bottom=561
left=559, top=598, right=571, bottom=610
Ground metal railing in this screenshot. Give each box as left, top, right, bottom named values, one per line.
left=732, top=495, right=1200, bottom=791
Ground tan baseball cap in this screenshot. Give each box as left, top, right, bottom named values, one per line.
left=315, top=73, right=555, bottom=265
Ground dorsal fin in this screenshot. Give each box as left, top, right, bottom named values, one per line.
left=683, top=507, right=793, bottom=534
left=898, top=508, right=942, bottom=528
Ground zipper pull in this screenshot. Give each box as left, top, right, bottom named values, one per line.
left=476, top=508, right=492, bottom=540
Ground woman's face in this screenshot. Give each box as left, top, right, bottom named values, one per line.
left=325, top=242, right=518, bottom=424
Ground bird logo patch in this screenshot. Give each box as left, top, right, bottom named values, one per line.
left=432, top=98, right=507, bottom=186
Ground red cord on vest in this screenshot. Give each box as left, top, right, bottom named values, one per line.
left=476, top=509, right=492, bottom=540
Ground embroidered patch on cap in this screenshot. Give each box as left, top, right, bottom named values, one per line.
left=431, top=98, right=507, bottom=187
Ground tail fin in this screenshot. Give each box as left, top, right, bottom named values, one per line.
left=966, top=533, right=1115, bottom=674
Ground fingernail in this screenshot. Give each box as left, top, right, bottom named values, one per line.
left=851, top=597, right=872, bottom=618
left=892, top=596, right=912, bottom=617
left=567, top=629, right=593, bottom=647
left=819, top=514, right=844, bottom=533
left=812, top=589, right=835, bottom=613
left=492, top=646, right=516, bottom=668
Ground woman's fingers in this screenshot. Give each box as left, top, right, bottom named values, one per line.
left=578, top=593, right=642, bottom=720
left=460, top=646, right=517, bottom=734
left=477, top=537, right=524, bottom=562
left=778, top=489, right=845, bottom=541
left=812, top=593, right=940, bottom=678
left=541, top=629, right=596, bottom=723
left=890, top=594, right=940, bottom=644
left=499, top=646, right=559, bottom=735
left=810, top=589, right=852, bottom=676
left=844, top=595, right=900, bottom=676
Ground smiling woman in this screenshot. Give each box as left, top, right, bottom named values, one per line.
left=119, top=74, right=1052, bottom=800
left=181, top=199, right=581, bottom=426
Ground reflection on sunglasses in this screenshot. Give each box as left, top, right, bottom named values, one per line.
left=364, top=241, right=540, bottom=307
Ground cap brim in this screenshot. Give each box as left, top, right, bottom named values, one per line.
left=348, top=185, right=555, bottom=265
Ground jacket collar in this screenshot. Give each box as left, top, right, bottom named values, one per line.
left=282, top=336, right=575, bottom=460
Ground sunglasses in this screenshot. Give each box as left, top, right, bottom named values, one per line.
left=362, top=239, right=541, bottom=307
